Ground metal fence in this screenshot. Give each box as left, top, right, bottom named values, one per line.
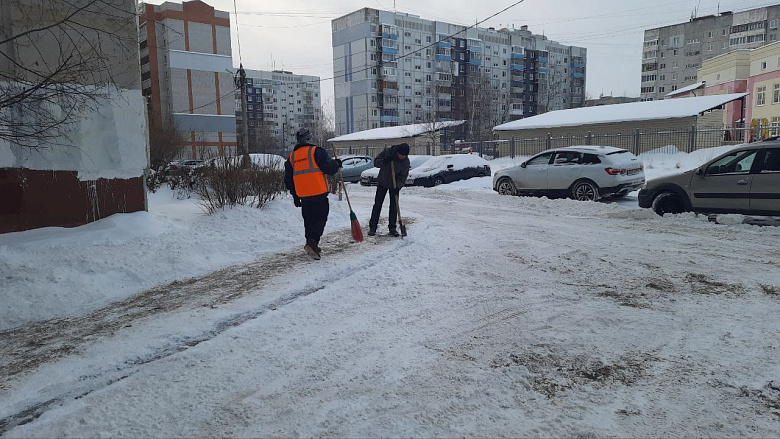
left=334, top=125, right=765, bottom=160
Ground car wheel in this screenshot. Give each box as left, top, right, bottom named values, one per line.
left=496, top=178, right=517, bottom=196
left=651, top=191, right=685, bottom=216
left=434, top=176, right=445, bottom=186
left=571, top=180, right=599, bottom=201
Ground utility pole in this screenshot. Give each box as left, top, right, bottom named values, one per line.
left=236, top=63, right=250, bottom=158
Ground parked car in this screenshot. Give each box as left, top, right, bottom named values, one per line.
left=406, top=154, right=491, bottom=187
left=164, top=159, right=204, bottom=176
left=638, top=140, right=780, bottom=216
left=492, top=146, right=645, bottom=201
left=338, top=155, right=374, bottom=183
left=360, top=155, right=434, bottom=186
left=204, top=154, right=285, bottom=170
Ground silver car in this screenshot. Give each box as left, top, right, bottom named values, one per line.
left=493, top=146, right=645, bottom=201
left=639, top=140, right=780, bottom=216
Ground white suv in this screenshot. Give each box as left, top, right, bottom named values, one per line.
left=493, top=146, right=645, bottom=201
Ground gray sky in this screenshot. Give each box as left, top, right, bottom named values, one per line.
left=148, top=0, right=777, bottom=119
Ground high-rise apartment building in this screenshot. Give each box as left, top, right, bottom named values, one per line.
left=237, top=70, right=322, bottom=153
left=139, top=0, right=236, bottom=158
left=641, top=4, right=780, bottom=102
left=331, top=8, right=586, bottom=136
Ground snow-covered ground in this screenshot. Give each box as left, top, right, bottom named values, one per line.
left=2, top=146, right=780, bottom=437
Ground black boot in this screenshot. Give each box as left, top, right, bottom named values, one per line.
left=368, top=226, right=377, bottom=236
left=388, top=229, right=400, bottom=237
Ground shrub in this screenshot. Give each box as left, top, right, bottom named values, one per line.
left=194, top=154, right=286, bottom=214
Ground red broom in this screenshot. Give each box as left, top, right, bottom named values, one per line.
left=331, top=146, right=364, bottom=242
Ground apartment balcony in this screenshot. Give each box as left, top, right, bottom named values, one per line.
left=435, top=54, right=452, bottom=62
left=435, top=41, right=452, bottom=48
left=538, top=67, right=548, bottom=74
left=538, top=56, right=548, bottom=64
left=510, top=63, right=525, bottom=71
left=382, top=46, right=398, bottom=55
left=571, top=72, right=584, bottom=79
left=571, top=62, right=586, bottom=68
left=510, top=108, right=524, bottom=116
left=467, top=45, right=481, bottom=53
left=468, top=58, right=482, bottom=66
left=380, top=115, right=399, bottom=123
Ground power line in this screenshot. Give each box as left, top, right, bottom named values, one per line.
left=296, top=0, right=529, bottom=87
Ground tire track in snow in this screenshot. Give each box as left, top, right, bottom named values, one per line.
left=0, top=221, right=415, bottom=435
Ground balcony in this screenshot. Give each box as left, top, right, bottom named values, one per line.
left=538, top=56, right=548, bottom=64
left=380, top=115, right=399, bottom=123
left=538, top=67, right=548, bottom=74
left=510, top=63, right=525, bottom=71
left=382, top=46, right=398, bottom=55
left=468, top=58, right=482, bottom=66
left=467, top=45, right=482, bottom=53
left=571, top=72, right=584, bottom=79
left=571, top=62, right=586, bottom=68
left=435, top=54, right=452, bottom=62
left=510, top=108, right=524, bottom=116
left=511, top=52, right=525, bottom=60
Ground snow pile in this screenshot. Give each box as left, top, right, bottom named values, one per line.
left=640, top=143, right=743, bottom=180
left=329, top=120, right=466, bottom=142
left=493, top=93, right=748, bottom=131
left=0, top=188, right=349, bottom=330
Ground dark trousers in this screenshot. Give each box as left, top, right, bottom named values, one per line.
left=369, top=186, right=400, bottom=231
left=301, top=195, right=329, bottom=247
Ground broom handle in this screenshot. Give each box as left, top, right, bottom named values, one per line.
left=390, top=160, right=404, bottom=222
left=330, top=145, right=355, bottom=212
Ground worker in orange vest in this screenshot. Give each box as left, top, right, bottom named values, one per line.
left=284, top=128, right=342, bottom=260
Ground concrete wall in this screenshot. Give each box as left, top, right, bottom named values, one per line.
left=0, top=0, right=147, bottom=233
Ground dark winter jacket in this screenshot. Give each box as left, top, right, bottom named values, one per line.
left=374, top=145, right=411, bottom=189
left=284, top=142, right=341, bottom=199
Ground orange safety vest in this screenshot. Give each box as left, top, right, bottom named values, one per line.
left=290, top=145, right=329, bottom=197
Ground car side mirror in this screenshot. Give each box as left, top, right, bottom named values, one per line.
left=696, top=167, right=704, bottom=176
left=520, top=162, right=527, bottom=168
left=447, top=164, right=454, bottom=169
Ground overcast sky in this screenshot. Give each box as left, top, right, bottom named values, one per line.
left=147, top=0, right=777, bottom=118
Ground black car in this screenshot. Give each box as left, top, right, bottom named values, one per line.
left=405, top=154, right=491, bottom=187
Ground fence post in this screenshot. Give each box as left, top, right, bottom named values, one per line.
left=546, top=133, right=552, bottom=150
left=587, top=131, right=592, bottom=146
left=348, top=146, right=352, bottom=155
left=689, top=125, right=697, bottom=153
left=634, top=128, right=640, bottom=156
left=511, top=137, right=515, bottom=159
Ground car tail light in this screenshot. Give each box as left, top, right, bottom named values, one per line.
left=605, top=167, right=625, bottom=175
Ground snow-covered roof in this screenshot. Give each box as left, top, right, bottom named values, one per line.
left=329, top=120, right=466, bottom=142
left=493, top=93, right=748, bottom=132
left=666, top=81, right=706, bottom=97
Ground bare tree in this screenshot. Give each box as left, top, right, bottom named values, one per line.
left=315, top=98, right=336, bottom=149
left=148, top=114, right=187, bottom=172
left=0, top=0, right=138, bottom=148
left=539, top=66, right=568, bottom=114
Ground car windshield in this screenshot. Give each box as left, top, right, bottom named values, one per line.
left=420, top=157, right=448, bottom=169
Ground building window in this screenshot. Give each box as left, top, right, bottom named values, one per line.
left=708, top=31, right=713, bottom=38
left=774, top=84, right=780, bottom=104
left=762, top=61, right=768, bottom=70
left=772, top=19, right=779, bottom=30
left=757, top=86, right=767, bottom=106
left=708, top=44, right=713, bottom=51
left=772, top=117, right=780, bottom=136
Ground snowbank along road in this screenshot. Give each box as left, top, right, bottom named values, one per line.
left=2, top=181, right=780, bottom=437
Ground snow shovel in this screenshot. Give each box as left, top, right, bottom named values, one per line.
left=390, top=160, right=407, bottom=237
left=330, top=145, right=364, bottom=242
